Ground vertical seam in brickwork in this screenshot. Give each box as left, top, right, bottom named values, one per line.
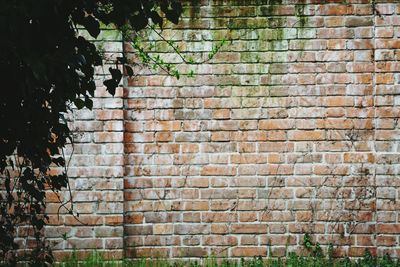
left=121, top=36, right=127, bottom=259
left=372, top=0, right=378, bottom=251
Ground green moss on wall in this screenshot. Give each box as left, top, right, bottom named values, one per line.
left=188, top=0, right=201, bottom=20
left=295, top=4, right=308, bottom=28
left=259, top=0, right=283, bottom=17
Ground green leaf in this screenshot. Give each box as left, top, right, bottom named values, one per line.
left=117, top=57, right=127, bottom=64
left=109, top=67, right=122, bottom=82
left=82, top=16, right=100, bottom=38
left=187, top=70, right=195, bottom=78
left=173, top=70, right=180, bottom=80
left=187, top=57, right=194, bottom=64
left=125, top=65, right=134, bottom=77
left=85, top=98, right=93, bottom=110
left=74, top=98, right=85, bottom=109
left=103, top=79, right=118, bottom=96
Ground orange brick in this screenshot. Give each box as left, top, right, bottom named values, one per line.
left=288, top=130, right=325, bottom=141
left=231, top=247, right=267, bottom=257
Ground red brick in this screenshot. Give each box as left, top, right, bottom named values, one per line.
left=231, top=224, right=269, bottom=234
left=231, top=247, right=267, bottom=257
left=377, top=224, right=400, bottom=234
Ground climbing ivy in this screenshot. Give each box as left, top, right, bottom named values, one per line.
left=0, top=0, right=183, bottom=265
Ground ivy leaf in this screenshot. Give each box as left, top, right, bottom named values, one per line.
left=82, top=15, right=100, bottom=38
left=35, top=219, right=45, bottom=230
left=117, top=57, right=127, bottom=64
left=52, top=157, right=65, bottom=167
left=109, top=67, right=122, bottom=82
left=85, top=98, right=93, bottom=110
left=125, top=65, right=134, bottom=77
left=74, top=98, right=85, bottom=109
left=103, top=79, right=117, bottom=96
left=160, top=2, right=168, bottom=14
left=50, top=174, right=68, bottom=190
left=164, top=2, right=182, bottom=25
left=174, top=71, right=180, bottom=80
left=87, top=80, right=96, bottom=97
left=130, top=13, right=148, bottom=31
left=165, top=10, right=179, bottom=24
left=150, top=11, right=163, bottom=28
left=171, top=1, right=183, bottom=15
left=187, top=69, right=195, bottom=78
left=5, top=176, right=10, bottom=193
left=62, top=233, right=68, bottom=241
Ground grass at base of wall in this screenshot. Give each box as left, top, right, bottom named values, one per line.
left=58, top=250, right=400, bottom=267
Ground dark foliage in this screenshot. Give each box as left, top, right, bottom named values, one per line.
left=0, top=0, right=182, bottom=265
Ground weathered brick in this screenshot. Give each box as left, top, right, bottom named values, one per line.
left=231, top=224, right=269, bottom=234
left=172, top=247, right=207, bottom=257
left=231, top=247, right=267, bottom=257
left=288, top=130, right=325, bottom=141
left=345, top=17, right=373, bottom=27
left=47, top=2, right=400, bottom=261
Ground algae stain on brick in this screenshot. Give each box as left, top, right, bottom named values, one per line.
left=295, top=4, right=308, bottom=28
left=188, top=0, right=201, bottom=21
left=260, top=0, right=283, bottom=17
left=294, top=3, right=309, bottom=55
left=261, top=3, right=309, bottom=47
left=257, top=2, right=311, bottom=95
left=259, top=0, right=287, bottom=51
left=255, top=0, right=286, bottom=96
left=241, top=2, right=311, bottom=93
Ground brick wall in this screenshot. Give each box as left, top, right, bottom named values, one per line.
left=45, top=29, right=125, bottom=260
left=49, top=0, right=400, bottom=260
